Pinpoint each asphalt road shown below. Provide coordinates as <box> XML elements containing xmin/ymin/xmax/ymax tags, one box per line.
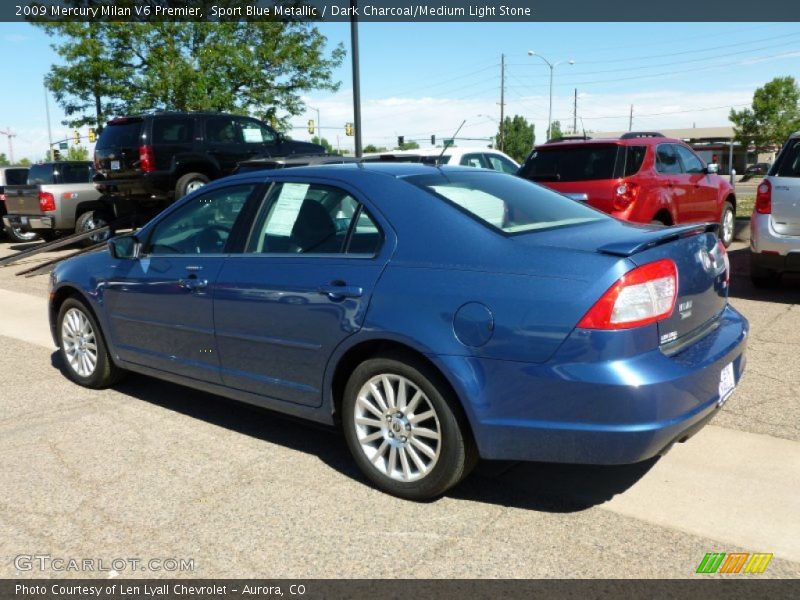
<box><xmin>1</xmin><ymin>237</ymin><xmax>799</xmax><ymax>579</ymax></box>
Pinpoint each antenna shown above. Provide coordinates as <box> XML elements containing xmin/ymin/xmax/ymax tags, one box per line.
<box><xmin>437</xmin><ymin>120</ymin><xmax>466</xmax><ymax>165</ymax></box>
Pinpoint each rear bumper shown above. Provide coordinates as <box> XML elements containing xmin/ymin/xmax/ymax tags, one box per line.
<box><xmin>439</xmin><ymin>305</ymin><xmax>748</xmax><ymax>464</ymax></box>
<box><xmin>94</xmin><ymin>171</ymin><xmax>172</xmax><ymax>202</ymax></box>
<box><xmin>750</xmin><ymin>213</ymin><xmax>800</xmax><ymax>273</ymax></box>
<box><xmin>2</xmin><ymin>214</ymin><xmax>54</xmax><ymax>231</ymax></box>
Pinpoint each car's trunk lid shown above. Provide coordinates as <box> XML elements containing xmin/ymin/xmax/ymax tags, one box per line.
<box><xmin>94</xmin><ymin>118</ymin><xmax>145</xmax><ymax>180</ymax></box>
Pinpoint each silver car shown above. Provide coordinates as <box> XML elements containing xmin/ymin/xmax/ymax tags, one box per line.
<box><xmin>750</xmin><ymin>130</ymin><xmax>800</xmax><ymax>286</ymax></box>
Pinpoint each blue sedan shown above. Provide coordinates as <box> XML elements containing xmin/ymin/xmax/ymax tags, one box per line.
<box><xmin>49</xmin><ymin>163</ymin><xmax>747</xmax><ymax>499</ymax></box>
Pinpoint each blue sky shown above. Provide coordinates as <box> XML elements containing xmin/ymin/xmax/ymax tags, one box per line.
<box><xmin>2</xmin><ymin>21</ymin><xmax>799</xmax><ymax>160</ymax></box>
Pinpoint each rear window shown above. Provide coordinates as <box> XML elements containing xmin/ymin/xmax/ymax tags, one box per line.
<box><xmin>97</xmin><ymin>120</ymin><xmax>143</xmax><ymax>149</ymax></box>
<box><xmin>775</xmin><ymin>140</ymin><xmax>800</xmax><ymax>177</ymax></box>
<box><xmin>28</xmin><ymin>164</ymin><xmax>54</xmax><ymax>185</ymax></box>
<box><xmin>407</xmin><ymin>171</ymin><xmax>606</xmax><ymax>234</ymax></box>
<box><xmin>3</xmin><ymin>168</ymin><xmax>28</xmax><ymax>185</ymax></box>
<box><xmin>520</xmin><ymin>144</ymin><xmax>619</xmax><ymax>182</ymax></box>
<box><xmin>57</xmin><ymin>163</ymin><xmax>94</xmax><ymax>184</ymax></box>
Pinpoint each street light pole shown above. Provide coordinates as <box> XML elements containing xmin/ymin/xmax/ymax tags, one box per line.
<box><xmin>527</xmin><ymin>51</ymin><xmax>574</xmax><ymax>146</ymax></box>
<box><xmin>350</xmin><ymin>0</ymin><xmax>363</xmax><ymax>157</ymax></box>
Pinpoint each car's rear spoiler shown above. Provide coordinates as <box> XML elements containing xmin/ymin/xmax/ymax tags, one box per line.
<box><xmin>597</xmin><ymin>223</ymin><xmax>719</xmax><ymax>257</ymax></box>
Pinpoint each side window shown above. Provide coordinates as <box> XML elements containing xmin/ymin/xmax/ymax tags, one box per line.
<box><xmin>247</xmin><ymin>183</ymin><xmax>382</xmax><ymax>256</ymax></box>
<box><xmin>675</xmin><ymin>145</ymin><xmax>704</xmax><ymax>174</ymax></box>
<box><xmin>623</xmin><ymin>146</ymin><xmax>647</xmax><ymax>177</ymax></box>
<box><xmin>656</xmin><ymin>144</ymin><xmax>681</xmax><ymax>175</ymax></box>
<box><xmin>460</xmin><ymin>153</ymin><xmax>487</xmax><ymax>169</ymax></box>
<box><xmin>485</xmin><ymin>154</ymin><xmax>518</xmax><ymax>174</ymax></box>
<box><xmin>205</xmin><ymin>117</ymin><xmax>239</xmax><ymax>144</ymax></box>
<box><xmin>152</xmin><ymin>117</ymin><xmax>193</xmax><ymax>144</ymax></box>
<box><xmin>239</xmin><ymin>119</ymin><xmax>277</xmax><ymax>145</ymax></box>
<box><xmin>146</xmin><ymin>184</ymin><xmax>254</xmax><ymax>255</ymax></box>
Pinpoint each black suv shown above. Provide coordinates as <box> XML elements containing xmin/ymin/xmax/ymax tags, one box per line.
<box><xmin>93</xmin><ymin>111</ymin><xmax>326</xmax><ymax>211</ymax></box>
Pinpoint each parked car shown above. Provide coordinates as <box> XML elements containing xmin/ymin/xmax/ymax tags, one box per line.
<box><xmin>744</xmin><ymin>162</ymin><xmax>771</xmax><ymax>176</ymax></box>
<box><xmin>0</xmin><ymin>165</ymin><xmax>32</xmax><ymax>242</ymax></box>
<box><xmin>1</xmin><ymin>161</ymin><xmax>106</xmax><ymax>246</ymax></box>
<box><xmin>235</xmin><ymin>154</ymin><xmax>359</xmax><ymax>174</ymax></box>
<box><xmin>92</xmin><ymin>111</ymin><xmax>326</xmax><ymax>220</ymax></box>
<box><xmin>49</xmin><ymin>163</ymin><xmax>747</xmax><ymax>500</ymax></box>
<box><xmin>517</xmin><ymin>132</ymin><xmax>738</xmax><ymax>246</ymax></box>
<box><xmin>362</xmin><ymin>147</ymin><xmax>520</xmax><ymax>173</ymax></box>
<box><xmin>750</xmin><ymin>131</ymin><xmax>800</xmax><ymax>286</ymax></box>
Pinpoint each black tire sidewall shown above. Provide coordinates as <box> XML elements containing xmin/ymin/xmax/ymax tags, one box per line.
<box><xmin>342</xmin><ymin>355</ymin><xmax>473</xmax><ymax>500</ymax></box>
<box><xmin>76</xmin><ymin>211</ymin><xmax>112</xmax><ymax>246</ymax></box>
<box><xmin>57</xmin><ymin>298</ymin><xmax>116</xmax><ymax>389</ymax></box>
<box><xmin>4</xmin><ymin>226</ymin><xmax>40</xmax><ymax>243</ymax></box>
<box><xmin>176</xmin><ymin>173</ymin><xmax>210</xmax><ymax>199</ymax></box>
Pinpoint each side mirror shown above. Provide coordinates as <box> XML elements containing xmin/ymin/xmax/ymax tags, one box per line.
<box><xmin>705</xmin><ymin>163</ymin><xmax>719</xmax><ymax>175</ymax></box>
<box><xmin>108</xmin><ymin>235</ymin><xmax>139</xmax><ymax>260</ymax></box>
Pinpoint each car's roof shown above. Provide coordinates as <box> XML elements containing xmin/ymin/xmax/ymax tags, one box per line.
<box><xmin>365</xmin><ymin>146</ymin><xmax>509</xmax><ymax>158</ymax></box>
<box><xmin>538</xmin><ymin>135</ymin><xmax>682</xmax><ymax>149</ymax></box>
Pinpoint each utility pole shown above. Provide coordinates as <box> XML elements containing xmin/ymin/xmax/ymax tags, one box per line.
<box><xmin>499</xmin><ymin>53</ymin><xmax>505</xmax><ymax>151</ymax></box>
<box><xmin>628</xmin><ymin>105</ymin><xmax>634</xmax><ymax>132</ymax></box>
<box><xmin>44</xmin><ymin>83</ymin><xmax>53</xmax><ymax>160</ymax></box>
<box><xmin>0</xmin><ymin>128</ymin><xmax>16</xmax><ymax>163</ymax></box>
<box><xmin>350</xmin><ymin>0</ymin><xmax>363</xmax><ymax>157</ymax></box>
<box><xmin>573</xmin><ymin>88</ymin><xmax>577</xmax><ymax>134</ymax></box>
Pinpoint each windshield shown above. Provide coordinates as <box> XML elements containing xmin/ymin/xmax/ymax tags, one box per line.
<box><xmin>406</xmin><ymin>171</ymin><xmax>607</xmax><ymax>234</ymax></box>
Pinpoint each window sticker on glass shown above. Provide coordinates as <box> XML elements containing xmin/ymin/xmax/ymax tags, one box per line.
<box><xmin>430</xmin><ymin>185</ymin><xmax>505</xmax><ymax>227</ymax></box>
<box><xmin>265</xmin><ymin>183</ymin><xmax>310</xmax><ymax>236</ymax></box>
<box><xmin>242</xmin><ymin>127</ymin><xmax>264</xmax><ymax>143</ymax></box>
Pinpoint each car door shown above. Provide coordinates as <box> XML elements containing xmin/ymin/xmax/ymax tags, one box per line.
<box><xmin>204</xmin><ymin>115</ymin><xmax>251</xmax><ymax>175</ymax></box>
<box><xmin>102</xmin><ymin>183</ymin><xmax>257</xmax><ymax>382</ymax></box>
<box><xmin>213</xmin><ymin>179</ymin><xmax>392</xmax><ymax>407</ymax></box>
<box><xmin>237</xmin><ymin>117</ymin><xmax>280</xmax><ymax>158</ymax></box>
<box><xmin>654</xmin><ymin>143</ymin><xmax>684</xmax><ymax>220</ymax></box>
<box><xmin>675</xmin><ymin>144</ymin><xmax>717</xmax><ymax>221</ymax></box>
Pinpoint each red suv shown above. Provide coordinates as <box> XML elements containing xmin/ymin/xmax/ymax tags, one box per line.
<box><xmin>518</xmin><ymin>132</ymin><xmax>737</xmax><ymax>246</ymax></box>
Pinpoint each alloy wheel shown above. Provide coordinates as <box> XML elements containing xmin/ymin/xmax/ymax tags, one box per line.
<box><xmin>61</xmin><ymin>307</ymin><xmax>98</xmax><ymax>377</ymax></box>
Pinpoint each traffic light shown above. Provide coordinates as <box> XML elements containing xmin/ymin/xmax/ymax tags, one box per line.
<box><xmin>431</xmin><ymin>135</ymin><xmax>436</xmax><ymax>146</ymax></box>
<box><xmin>52</xmin><ymin>149</ymin><xmax>61</xmax><ymax>161</ymax></box>
<box><xmin>72</xmin><ymin>130</ymin><xmax>80</xmax><ymax>145</ymax></box>
<box><xmin>88</xmin><ymin>128</ymin><xmax>96</xmax><ymax>143</ymax></box>
<box><xmin>345</xmin><ymin>122</ymin><xmax>354</xmax><ymax>136</ymax></box>
<box><xmin>398</xmin><ymin>136</ymin><xmax>404</xmax><ymax>147</ymax></box>
<box><xmin>307</xmin><ymin>119</ymin><xmax>315</xmax><ymax>135</ymax></box>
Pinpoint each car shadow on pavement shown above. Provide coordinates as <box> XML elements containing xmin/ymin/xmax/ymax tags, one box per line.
<box><xmin>727</xmin><ymin>247</ymin><xmax>800</xmax><ymax>303</ymax></box>
<box><xmin>51</xmin><ymin>352</ymin><xmax>658</xmax><ymax>512</ymax></box>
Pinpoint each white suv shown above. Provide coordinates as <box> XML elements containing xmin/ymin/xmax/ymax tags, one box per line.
<box><xmin>362</xmin><ymin>147</ymin><xmax>519</xmax><ymax>173</ymax></box>
<box><xmin>750</xmin><ymin>130</ymin><xmax>800</xmax><ymax>286</ymax></box>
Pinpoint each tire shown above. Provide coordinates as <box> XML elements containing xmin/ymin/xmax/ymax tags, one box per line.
<box><xmin>75</xmin><ymin>210</ymin><xmax>113</xmax><ymax>247</ymax></box>
<box><xmin>57</xmin><ymin>297</ymin><xmax>124</xmax><ymax>389</ymax></box>
<box><xmin>719</xmin><ymin>201</ymin><xmax>735</xmax><ymax>247</ymax></box>
<box><xmin>342</xmin><ymin>353</ymin><xmax>477</xmax><ymax>500</ymax></box>
<box><xmin>175</xmin><ymin>172</ymin><xmax>210</xmax><ymax>199</ymax></box>
<box><xmin>750</xmin><ymin>265</ymin><xmax>781</xmax><ymax>288</ymax></box>
<box><xmin>4</xmin><ymin>225</ymin><xmax>39</xmax><ymax>243</ymax></box>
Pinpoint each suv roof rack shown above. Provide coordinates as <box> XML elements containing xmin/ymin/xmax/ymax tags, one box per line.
<box><xmin>620</xmin><ymin>131</ymin><xmax>665</xmax><ymax>139</ymax></box>
<box><xmin>546</xmin><ymin>135</ymin><xmax>593</xmax><ymax>143</ymax></box>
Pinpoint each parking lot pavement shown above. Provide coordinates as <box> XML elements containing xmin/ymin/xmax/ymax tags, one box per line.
<box><xmin>1</xmin><ymin>239</ymin><xmax>799</xmax><ymax>578</ymax></box>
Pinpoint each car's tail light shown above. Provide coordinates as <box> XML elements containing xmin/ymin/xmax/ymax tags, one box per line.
<box><xmin>716</xmin><ymin>239</ymin><xmax>730</xmax><ymax>286</ymax></box>
<box><xmin>577</xmin><ymin>259</ymin><xmax>678</xmax><ymax>329</ymax></box>
<box><xmin>613</xmin><ymin>181</ymin><xmax>640</xmax><ymax>211</ymax></box>
<box><xmin>0</xmin><ymin>193</ymin><xmax>6</xmax><ymax>202</ymax></box>
<box><xmin>755</xmin><ymin>180</ymin><xmax>772</xmax><ymax>214</ymax></box>
<box><xmin>39</xmin><ymin>191</ymin><xmax>56</xmax><ymax>212</ymax></box>
<box><xmin>139</xmin><ymin>145</ymin><xmax>155</xmax><ymax>172</ymax></box>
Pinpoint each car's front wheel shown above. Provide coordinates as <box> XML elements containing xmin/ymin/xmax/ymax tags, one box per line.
<box><xmin>719</xmin><ymin>201</ymin><xmax>735</xmax><ymax>247</ymax></box>
<box><xmin>342</xmin><ymin>354</ymin><xmax>476</xmax><ymax>500</ymax></box>
<box><xmin>57</xmin><ymin>298</ymin><xmax>124</xmax><ymax>388</ymax></box>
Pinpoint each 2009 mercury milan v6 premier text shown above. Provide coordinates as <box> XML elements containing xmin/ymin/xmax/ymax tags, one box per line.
<box><xmin>48</xmin><ymin>163</ymin><xmax>748</xmax><ymax>499</ymax></box>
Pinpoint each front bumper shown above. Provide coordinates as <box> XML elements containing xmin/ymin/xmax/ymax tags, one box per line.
<box><xmin>3</xmin><ymin>214</ymin><xmax>54</xmax><ymax>231</ymax></box>
<box><xmin>439</xmin><ymin>305</ymin><xmax>748</xmax><ymax>464</ymax></box>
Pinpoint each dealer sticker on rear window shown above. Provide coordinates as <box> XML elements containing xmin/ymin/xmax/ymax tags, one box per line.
<box><xmin>718</xmin><ymin>362</ymin><xmax>736</xmax><ymax>407</ymax></box>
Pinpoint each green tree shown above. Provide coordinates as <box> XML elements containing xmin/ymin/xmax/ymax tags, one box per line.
<box><xmin>310</xmin><ymin>136</ymin><xmax>342</xmax><ymax>156</ymax></box>
<box><xmin>35</xmin><ymin>3</ymin><xmax>345</xmax><ymax>130</ymax></box>
<box><xmin>66</xmin><ymin>145</ymin><xmax>90</xmax><ymax>161</ymax></box>
<box><xmin>0</xmin><ymin>153</ymin><xmax>9</xmax><ymax>166</ymax></box>
<box><xmin>730</xmin><ymin>76</ymin><xmax>800</xmax><ymax>149</ymax></box>
<box><xmin>363</xmin><ymin>144</ymin><xmax>388</xmax><ymax>154</ymax></box>
<box><xmin>497</xmin><ymin>115</ymin><xmax>535</xmax><ymax>163</ymax></box>
<box><xmin>397</xmin><ymin>140</ymin><xmax>420</xmax><ymax>151</ymax></box>
<box><xmin>549</xmin><ymin>120</ymin><xmax>564</xmax><ymax>140</ymax></box>
<box><xmin>18</xmin><ymin>158</ymin><xmax>32</xmax><ymax>167</ymax></box>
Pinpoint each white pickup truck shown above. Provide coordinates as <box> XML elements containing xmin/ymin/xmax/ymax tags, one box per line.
<box><xmin>1</xmin><ymin>161</ymin><xmax>109</xmax><ymax>245</ymax></box>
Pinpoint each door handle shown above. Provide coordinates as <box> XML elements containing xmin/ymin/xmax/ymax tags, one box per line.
<box><xmin>179</xmin><ymin>277</ymin><xmax>208</xmax><ymax>291</ymax></box>
<box><xmin>317</xmin><ymin>281</ymin><xmax>363</xmax><ymax>300</ymax></box>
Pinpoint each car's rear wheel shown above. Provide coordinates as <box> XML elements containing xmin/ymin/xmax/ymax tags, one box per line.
<box><xmin>175</xmin><ymin>172</ymin><xmax>209</xmax><ymax>199</ymax></box>
<box><xmin>57</xmin><ymin>298</ymin><xmax>123</xmax><ymax>388</ymax></box>
<box><xmin>4</xmin><ymin>225</ymin><xmax>39</xmax><ymax>243</ymax></box>
<box><xmin>342</xmin><ymin>354</ymin><xmax>476</xmax><ymax>500</ymax></box>
<box><xmin>719</xmin><ymin>201</ymin><xmax>735</xmax><ymax>247</ymax></box>
<box><xmin>75</xmin><ymin>210</ymin><xmax>113</xmax><ymax>247</ymax></box>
